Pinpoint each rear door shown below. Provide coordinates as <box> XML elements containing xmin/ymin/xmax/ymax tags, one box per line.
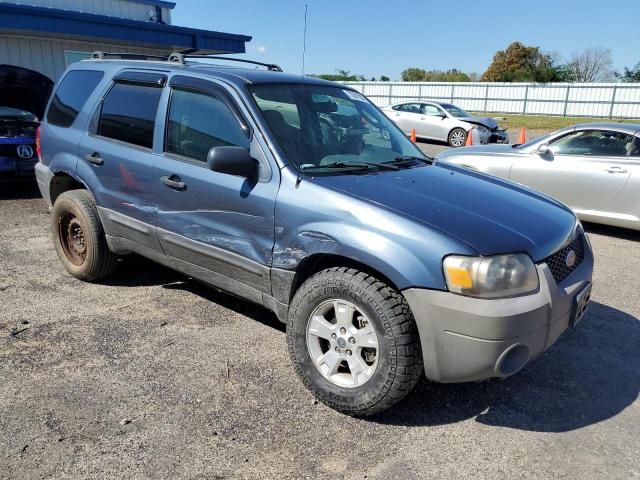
<box><xmin>511</xmin><ymin>129</ymin><xmax>632</xmax><ymax>210</ymax></box>
<box><xmin>77</xmin><ymin>71</ymin><xmax>165</xmax><ymax>251</ymax></box>
<box><xmin>150</xmin><ymin>75</ymin><xmax>277</xmax><ymax>298</ymax></box>
<box><xmin>387</xmin><ymin>103</ymin><xmax>421</xmax><ymax>134</ymax></box>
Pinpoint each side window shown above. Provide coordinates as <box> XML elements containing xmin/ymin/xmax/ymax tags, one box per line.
<box><xmin>422</xmin><ymin>104</ymin><xmax>442</xmax><ymax>116</ymax></box>
<box><xmin>550</xmin><ymin>130</ymin><xmax>636</xmax><ymax>157</ymax></box>
<box><xmin>399</xmin><ymin>103</ymin><xmax>421</xmax><ymax>113</ymax></box>
<box><xmin>98</xmin><ymin>82</ymin><xmax>162</xmax><ymax>149</ymax></box>
<box><xmin>165</xmin><ymin>89</ymin><xmax>250</xmax><ymax>163</ymax></box>
<box><xmin>47</xmin><ymin>70</ymin><xmax>104</xmax><ymax>127</ymax></box>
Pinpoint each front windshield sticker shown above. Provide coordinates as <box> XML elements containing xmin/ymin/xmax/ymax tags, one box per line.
<box><xmin>343</xmin><ymin>90</ymin><xmax>368</xmax><ymax>103</ymax></box>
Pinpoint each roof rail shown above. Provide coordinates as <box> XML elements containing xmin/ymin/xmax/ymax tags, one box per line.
<box><xmin>90</xmin><ymin>51</ymin><xmax>283</xmax><ymax>72</ymax></box>
<box><xmin>91</xmin><ymin>51</ymin><xmax>169</xmax><ymax>61</ymax></box>
<box><xmin>180</xmin><ymin>54</ymin><xmax>283</xmax><ymax>72</ymax></box>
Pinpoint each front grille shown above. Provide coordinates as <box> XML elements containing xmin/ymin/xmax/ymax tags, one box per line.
<box><xmin>543</xmin><ymin>234</ymin><xmax>585</xmax><ymax>284</ymax></box>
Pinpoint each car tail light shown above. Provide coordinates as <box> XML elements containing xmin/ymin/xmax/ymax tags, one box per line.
<box><xmin>35</xmin><ymin>126</ymin><xmax>42</xmax><ymax>161</ymax></box>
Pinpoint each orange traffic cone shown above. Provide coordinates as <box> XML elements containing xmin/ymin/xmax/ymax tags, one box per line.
<box><xmin>518</xmin><ymin>127</ymin><xmax>526</xmax><ymax>144</ymax></box>
<box><xmin>465</xmin><ymin>128</ymin><xmax>473</xmax><ymax>146</ymax></box>
<box><xmin>410</xmin><ymin>128</ymin><xmax>417</xmax><ymax>143</ymax></box>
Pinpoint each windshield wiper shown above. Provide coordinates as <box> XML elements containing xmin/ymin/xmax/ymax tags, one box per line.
<box><xmin>300</xmin><ymin>161</ymin><xmax>398</xmax><ymax>172</ymax></box>
<box><xmin>384</xmin><ymin>155</ymin><xmax>434</xmax><ymax>166</ymax></box>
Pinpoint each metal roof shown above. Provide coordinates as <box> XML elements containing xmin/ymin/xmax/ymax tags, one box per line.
<box><xmin>0</xmin><ymin>3</ymin><xmax>251</xmax><ymax>53</ymax></box>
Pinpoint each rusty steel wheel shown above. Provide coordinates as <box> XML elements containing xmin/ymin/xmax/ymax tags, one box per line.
<box><xmin>51</xmin><ymin>189</ymin><xmax>117</xmax><ymax>281</ymax></box>
<box><xmin>58</xmin><ymin>211</ymin><xmax>87</xmax><ymax>266</ymax></box>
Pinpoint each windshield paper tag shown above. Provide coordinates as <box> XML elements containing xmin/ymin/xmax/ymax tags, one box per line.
<box><xmin>343</xmin><ymin>90</ymin><xmax>368</xmax><ymax>102</ymax></box>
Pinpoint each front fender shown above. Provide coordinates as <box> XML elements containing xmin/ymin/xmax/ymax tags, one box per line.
<box><xmin>272</xmin><ymin>169</ymin><xmax>477</xmax><ymax>301</ymax></box>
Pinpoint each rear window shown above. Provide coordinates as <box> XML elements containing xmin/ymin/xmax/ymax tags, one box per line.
<box><xmin>98</xmin><ymin>82</ymin><xmax>162</xmax><ymax>149</ymax></box>
<box><xmin>47</xmin><ymin>70</ymin><xmax>104</xmax><ymax>128</ymax></box>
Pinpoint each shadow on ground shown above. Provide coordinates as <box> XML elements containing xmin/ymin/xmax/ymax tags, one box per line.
<box><xmin>583</xmin><ymin>221</ymin><xmax>640</xmax><ymax>241</ymax></box>
<box><xmin>373</xmin><ymin>301</ymin><xmax>639</xmax><ymax>432</ymax></box>
<box><xmin>0</xmin><ymin>178</ymin><xmax>40</xmax><ymax>200</ymax></box>
<box><xmin>98</xmin><ymin>241</ymin><xmax>637</xmax><ymax>433</ymax></box>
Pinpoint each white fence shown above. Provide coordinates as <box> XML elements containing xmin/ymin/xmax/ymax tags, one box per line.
<box><xmin>342</xmin><ymin>82</ymin><xmax>640</xmax><ymax>119</ymax></box>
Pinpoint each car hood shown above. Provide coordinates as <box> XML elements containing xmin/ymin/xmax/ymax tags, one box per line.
<box><xmin>437</xmin><ymin>143</ymin><xmax>518</xmax><ymax>159</ymax></box>
<box><xmin>309</xmin><ymin>163</ymin><xmax>577</xmax><ymax>262</ymax></box>
<box><xmin>0</xmin><ymin>65</ymin><xmax>53</xmax><ymax>119</ymax></box>
<box><xmin>459</xmin><ymin>116</ymin><xmax>500</xmax><ymax>130</ymax></box>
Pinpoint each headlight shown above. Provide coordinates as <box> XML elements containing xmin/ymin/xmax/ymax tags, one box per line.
<box><xmin>443</xmin><ymin>253</ymin><xmax>539</xmax><ymax>299</ymax></box>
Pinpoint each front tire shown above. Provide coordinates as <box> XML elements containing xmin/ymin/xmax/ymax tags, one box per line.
<box><xmin>448</xmin><ymin>127</ymin><xmax>467</xmax><ymax>147</ymax></box>
<box><xmin>287</xmin><ymin>267</ymin><xmax>423</xmax><ymax>416</ymax></box>
<box><xmin>51</xmin><ymin>189</ymin><xmax>117</xmax><ymax>281</ymax></box>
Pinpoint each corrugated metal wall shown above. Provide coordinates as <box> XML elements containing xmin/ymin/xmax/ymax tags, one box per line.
<box><xmin>0</xmin><ymin>34</ymin><xmax>171</xmax><ymax>81</ymax></box>
<box><xmin>4</xmin><ymin>0</ymin><xmax>172</xmax><ymax>23</ymax></box>
<box><xmin>343</xmin><ymin>82</ymin><xmax>640</xmax><ymax>119</ymax></box>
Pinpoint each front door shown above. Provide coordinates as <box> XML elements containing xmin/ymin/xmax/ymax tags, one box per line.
<box><xmin>511</xmin><ymin>129</ymin><xmax>632</xmax><ymax>210</ymax></box>
<box><xmin>151</xmin><ymin>76</ymin><xmax>277</xmax><ymax>297</ymax></box>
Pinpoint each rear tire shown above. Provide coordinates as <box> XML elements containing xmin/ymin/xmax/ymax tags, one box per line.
<box><xmin>448</xmin><ymin>127</ymin><xmax>467</xmax><ymax>147</ymax></box>
<box><xmin>51</xmin><ymin>189</ymin><xmax>117</xmax><ymax>281</ymax></box>
<box><xmin>287</xmin><ymin>267</ymin><xmax>423</xmax><ymax>416</ymax></box>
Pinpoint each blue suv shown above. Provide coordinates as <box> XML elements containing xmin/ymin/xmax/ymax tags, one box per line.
<box><xmin>35</xmin><ymin>53</ymin><xmax>594</xmax><ymax>415</ymax></box>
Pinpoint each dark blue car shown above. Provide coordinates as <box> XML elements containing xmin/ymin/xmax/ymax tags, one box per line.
<box><xmin>0</xmin><ymin>107</ymin><xmax>38</xmax><ymax>179</ymax></box>
<box><xmin>35</xmin><ymin>55</ymin><xmax>594</xmax><ymax>415</ymax></box>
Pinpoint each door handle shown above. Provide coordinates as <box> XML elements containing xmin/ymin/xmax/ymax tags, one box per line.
<box><xmin>605</xmin><ymin>166</ymin><xmax>628</xmax><ymax>174</ymax></box>
<box><xmin>84</xmin><ymin>152</ymin><xmax>103</xmax><ymax>166</ymax></box>
<box><xmin>161</xmin><ymin>175</ymin><xmax>186</xmax><ymax>191</ymax></box>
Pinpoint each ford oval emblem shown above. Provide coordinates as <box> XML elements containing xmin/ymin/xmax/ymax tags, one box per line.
<box><xmin>17</xmin><ymin>144</ymin><xmax>34</xmax><ymax>159</ymax></box>
<box><xmin>565</xmin><ymin>250</ymin><xmax>577</xmax><ymax>268</ymax></box>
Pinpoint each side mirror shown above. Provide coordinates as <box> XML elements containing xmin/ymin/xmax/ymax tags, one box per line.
<box><xmin>439</xmin><ymin>114</ymin><xmax>447</xmax><ymax>120</ymax></box>
<box><xmin>537</xmin><ymin>143</ymin><xmax>552</xmax><ymax>155</ymax></box>
<box><xmin>207</xmin><ymin>146</ymin><xmax>257</xmax><ymax>178</ymax></box>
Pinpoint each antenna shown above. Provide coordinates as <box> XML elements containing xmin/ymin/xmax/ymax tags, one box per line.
<box><xmin>301</xmin><ymin>3</ymin><xmax>308</xmax><ymax>79</ymax></box>
<box><xmin>295</xmin><ymin>4</ymin><xmax>309</xmax><ymax>188</ymax></box>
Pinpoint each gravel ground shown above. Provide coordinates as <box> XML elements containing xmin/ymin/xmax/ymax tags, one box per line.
<box><xmin>1</xmin><ymin>178</ymin><xmax>639</xmax><ymax>480</ymax></box>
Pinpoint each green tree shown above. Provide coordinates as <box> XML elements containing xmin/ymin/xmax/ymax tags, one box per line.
<box><xmin>379</xmin><ymin>75</ymin><xmax>390</xmax><ymax>82</ymax></box>
<box><xmin>310</xmin><ymin>69</ymin><xmax>362</xmax><ymax>81</ymax></box>
<box><xmin>401</xmin><ymin>68</ymin><xmax>474</xmax><ymax>82</ymax></box>
<box><xmin>615</xmin><ymin>62</ymin><xmax>640</xmax><ymax>82</ymax></box>
<box><xmin>481</xmin><ymin>42</ymin><xmax>567</xmax><ymax>82</ymax></box>
<box><xmin>401</xmin><ymin>68</ymin><xmax>428</xmax><ymax>81</ymax></box>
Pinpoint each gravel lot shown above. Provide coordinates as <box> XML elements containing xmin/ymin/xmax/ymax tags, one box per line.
<box><xmin>1</xmin><ymin>164</ymin><xmax>639</xmax><ymax>479</ymax></box>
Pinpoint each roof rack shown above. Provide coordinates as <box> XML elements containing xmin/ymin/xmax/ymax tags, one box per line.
<box><xmin>90</xmin><ymin>51</ymin><xmax>283</xmax><ymax>72</ymax></box>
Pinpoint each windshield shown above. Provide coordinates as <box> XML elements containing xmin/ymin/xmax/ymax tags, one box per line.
<box><xmin>249</xmin><ymin>84</ymin><xmax>427</xmax><ymax>173</ymax></box>
<box><xmin>440</xmin><ymin>104</ymin><xmax>471</xmax><ymax>118</ymax></box>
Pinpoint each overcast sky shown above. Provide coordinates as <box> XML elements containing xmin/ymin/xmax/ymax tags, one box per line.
<box><xmin>172</xmin><ymin>0</ymin><xmax>640</xmax><ymax>80</ymax></box>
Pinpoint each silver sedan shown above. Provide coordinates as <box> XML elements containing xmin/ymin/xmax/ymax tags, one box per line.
<box><xmin>438</xmin><ymin>123</ymin><xmax>640</xmax><ymax>231</ymax></box>
<box><xmin>382</xmin><ymin>101</ymin><xmax>508</xmax><ymax>147</ymax></box>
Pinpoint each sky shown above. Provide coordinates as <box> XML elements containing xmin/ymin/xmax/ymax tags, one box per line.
<box><xmin>172</xmin><ymin>0</ymin><xmax>640</xmax><ymax>81</ymax></box>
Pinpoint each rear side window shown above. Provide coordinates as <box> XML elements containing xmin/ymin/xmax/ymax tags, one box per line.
<box><xmin>165</xmin><ymin>88</ymin><xmax>249</xmax><ymax>162</ymax></box>
<box><xmin>98</xmin><ymin>82</ymin><xmax>162</xmax><ymax>149</ymax></box>
<box><xmin>47</xmin><ymin>70</ymin><xmax>104</xmax><ymax>127</ymax></box>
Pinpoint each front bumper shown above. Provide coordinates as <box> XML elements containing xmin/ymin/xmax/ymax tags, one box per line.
<box><xmin>403</xmin><ymin>241</ymin><xmax>594</xmax><ymax>383</ymax></box>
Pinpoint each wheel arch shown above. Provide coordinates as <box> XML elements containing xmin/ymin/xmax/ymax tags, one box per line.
<box><xmin>287</xmin><ymin>253</ymin><xmax>405</xmax><ymax>304</ymax></box>
<box><xmin>49</xmin><ymin>170</ymin><xmax>89</xmax><ymax>205</ymax></box>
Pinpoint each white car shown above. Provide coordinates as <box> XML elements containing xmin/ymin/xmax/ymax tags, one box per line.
<box><xmin>382</xmin><ymin>101</ymin><xmax>508</xmax><ymax>147</ymax></box>
<box><xmin>438</xmin><ymin>123</ymin><xmax>640</xmax><ymax>231</ymax></box>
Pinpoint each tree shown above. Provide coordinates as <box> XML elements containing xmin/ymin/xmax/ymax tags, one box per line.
<box><xmin>379</xmin><ymin>75</ymin><xmax>390</xmax><ymax>82</ymax></box>
<box><xmin>615</xmin><ymin>62</ymin><xmax>640</xmax><ymax>82</ymax></box>
<box><xmin>400</xmin><ymin>68</ymin><xmax>474</xmax><ymax>82</ymax></box>
<box><xmin>567</xmin><ymin>47</ymin><xmax>613</xmax><ymax>82</ymax></box>
<box><xmin>401</xmin><ymin>68</ymin><xmax>428</xmax><ymax>81</ymax></box>
<box><xmin>481</xmin><ymin>42</ymin><xmax>567</xmax><ymax>82</ymax></box>
<box><xmin>310</xmin><ymin>69</ymin><xmax>362</xmax><ymax>81</ymax></box>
